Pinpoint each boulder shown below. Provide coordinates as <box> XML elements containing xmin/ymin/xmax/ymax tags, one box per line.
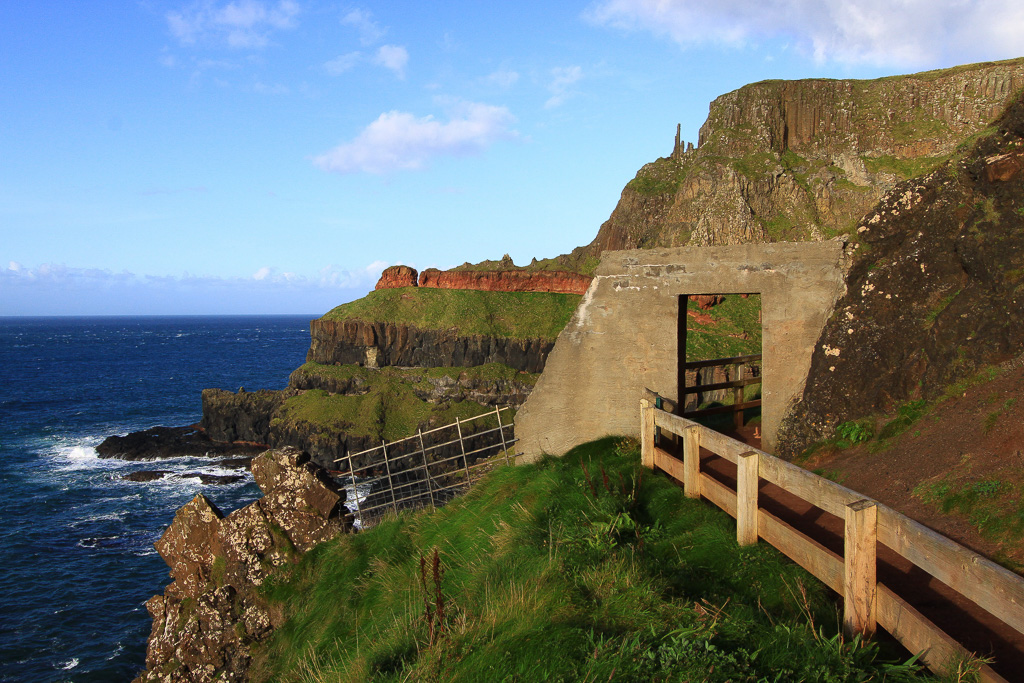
<box><xmin>135</xmin><ymin>447</ymin><xmax>350</xmax><ymax>682</ymax></box>
<box><xmin>374</xmin><ymin>264</ymin><xmax>419</xmax><ymax>289</ymax></box>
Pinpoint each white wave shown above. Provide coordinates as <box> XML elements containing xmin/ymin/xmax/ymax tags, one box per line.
<box><xmin>68</xmin><ymin>512</ymin><xmax>125</xmax><ymax>526</ymax></box>
<box><xmin>57</xmin><ymin>658</ymin><xmax>79</xmax><ymax>670</ymax></box>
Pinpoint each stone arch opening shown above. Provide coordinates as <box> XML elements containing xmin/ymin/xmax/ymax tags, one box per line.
<box><xmin>677</xmin><ymin>293</ymin><xmax>763</xmax><ymax>442</ymax></box>
<box><xmin>515</xmin><ymin>242</ymin><xmax>846</xmax><ymax>459</ymax></box>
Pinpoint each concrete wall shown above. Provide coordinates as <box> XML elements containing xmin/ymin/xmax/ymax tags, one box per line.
<box><xmin>515</xmin><ymin>241</ymin><xmax>847</xmax><ymax>459</ymax></box>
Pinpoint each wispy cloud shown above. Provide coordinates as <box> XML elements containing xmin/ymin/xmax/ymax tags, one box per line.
<box><xmin>374</xmin><ymin>45</ymin><xmax>408</xmax><ymax>78</ymax></box>
<box><xmin>324</xmin><ymin>51</ymin><xmax>361</xmax><ymax>74</ymax></box>
<box><xmin>312</xmin><ymin>101</ymin><xmax>518</xmax><ymax>175</ymax></box>
<box><xmin>341</xmin><ymin>8</ymin><xmax>385</xmax><ymax>46</ymax></box>
<box><xmin>584</xmin><ymin>0</ymin><xmax>1024</xmax><ymax>67</ymax></box>
<box><xmin>1</xmin><ymin>260</ymin><xmax>386</xmax><ymax>315</ymax></box>
<box><xmin>168</xmin><ymin>0</ymin><xmax>300</xmax><ymax>49</ymax></box>
<box><xmin>545</xmin><ymin>65</ymin><xmax>583</xmax><ymax>108</ymax></box>
<box><xmin>485</xmin><ymin>68</ymin><xmax>520</xmax><ymax>88</ymax></box>
<box><xmin>323</xmin><ymin>45</ymin><xmax>408</xmax><ymax>78</ymax></box>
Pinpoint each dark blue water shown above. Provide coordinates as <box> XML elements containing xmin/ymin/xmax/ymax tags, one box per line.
<box><xmin>0</xmin><ymin>316</ymin><xmax>316</xmax><ymax>682</ymax></box>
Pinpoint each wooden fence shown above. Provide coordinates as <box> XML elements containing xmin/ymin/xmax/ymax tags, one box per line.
<box><xmin>640</xmin><ymin>394</ymin><xmax>1023</xmax><ymax>681</ymax></box>
<box><xmin>334</xmin><ymin>406</ymin><xmax>516</xmax><ymax>528</ymax></box>
<box><xmin>681</xmin><ymin>353</ymin><xmax>762</xmax><ymax>428</ymax></box>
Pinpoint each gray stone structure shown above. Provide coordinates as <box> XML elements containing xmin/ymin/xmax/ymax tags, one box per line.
<box><xmin>515</xmin><ymin>241</ymin><xmax>848</xmax><ymax>458</ymax></box>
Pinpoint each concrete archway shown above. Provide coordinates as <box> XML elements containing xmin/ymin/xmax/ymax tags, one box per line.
<box><xmin>515</xmin><ymin>241</ymin><xmax>847</xmax><ymax>458</ymax></box>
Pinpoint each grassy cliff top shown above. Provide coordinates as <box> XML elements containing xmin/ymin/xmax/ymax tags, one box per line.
<box><xmin>250</xmin><ymin>437</ymin><xmax>926</xmax><ymax>681</ymax></box>
<box><xmin>320</xmin><ymin>288</ymin><xmax>582</xmax><ymax>340</ymax></box>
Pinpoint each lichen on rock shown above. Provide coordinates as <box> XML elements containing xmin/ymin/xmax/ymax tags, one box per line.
<box><xmin>134</xmin><ymin>447</ymin><xmax>350</xmax><ymax>682</ymax></box>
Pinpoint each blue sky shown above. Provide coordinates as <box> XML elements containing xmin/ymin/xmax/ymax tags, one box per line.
<box><xmin>3</xmin><ymin>1</ymin><xmax>1023</xmax><ymax>315</ymax></box>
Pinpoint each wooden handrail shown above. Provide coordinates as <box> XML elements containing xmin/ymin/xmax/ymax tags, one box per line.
<box><xmin>640</xmin><ymin>397</ymin><xmax>1014</xmax><ymax>682</ymax></box>
<box><xmin>683</xmin><ymin>353</ymin><xmax>762</xmax><ymax>369</ymax></box>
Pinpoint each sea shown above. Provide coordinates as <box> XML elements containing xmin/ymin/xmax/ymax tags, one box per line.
<box><xmin>0</xmin><ymin>315</ymin><xmax>317</xmax><ymax>682</ymax></box>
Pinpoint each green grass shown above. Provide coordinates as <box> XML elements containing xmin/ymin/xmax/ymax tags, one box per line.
<box><xmin>685</xmin><ymin>294</ymin><xmax>763</xmax><ymax>361</ymax></box>
<box><xmin>320</xmin><ymin>288</ymin><xmax>582</xmax><ymax>340</ymax></box>
<box><xmin>861</xmin><ymin>154</ymin><xmax>950</xmax><ymax>180</ymax></box>
<box><xmin>290</xmin><ymin>362</ymin><xmax>537</xmax><ymax>390</ymax></box>
<box><xmin>249</xmin><ymin>438</ymin><xmax>929</xmax><ymax>682</ymax></box>
<box><xmin>626</xmin><ymin>156</ymin><xmax>687</xmax><ymax>196</ymax></box>
<box><xmin>272</xmin><ymin>374</ymin><xmax>502</xmax><ymax>442</ymax></box>
<box><xmin>915</xmin><ymin>475</ymin><xmax>1024</xmax><ymax>546</ymax></box>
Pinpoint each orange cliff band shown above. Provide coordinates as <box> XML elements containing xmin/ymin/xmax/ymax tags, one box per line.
<box><xmin>374</xmin><ymin>265</ymin><xmax>591</xmax><ymax>295</ymax></box>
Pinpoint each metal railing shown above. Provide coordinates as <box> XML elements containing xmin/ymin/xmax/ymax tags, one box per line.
<box><xmin>333</xmin><ymin>406</ymin><xmax>516</xmax><ymax>528</ymax></box>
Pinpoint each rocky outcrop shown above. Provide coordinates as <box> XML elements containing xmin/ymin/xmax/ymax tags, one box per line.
<box><xmin>134</xmin><ymin>447</ymin><xmax>350</xmax><ymax>682</ymax></box>
<box><xmin>777</xmin><ymin>90</ymin><xmax>1024</xmax><ymax>456</ymax></box>
<box><xmin>373</xmin><ymin>264</ymin><xmax>591</xmax><ymax>294</ymax></box>
<box><xmin>96</xmin><ymin>425</ymin><xmax>265</xmax><ymax>461</ymax></box>
<box><xmin>200</xmin><ymin>389</ymin><xmax>290</xmax><ymax>445</ymax></box>
<box><xmin>375</xmin><ymin>265</ymin><xmax>418</xmax><ymax>289</ymax></box>
<box><xmin>306</xmin><ymin>319</ymin><xmax>553</xmax><ymax>373</ymax></box>
<box><xmin>584</xmin><ymin>58</ymin><xmax>1024</xmax><ymax>258</ymax></box>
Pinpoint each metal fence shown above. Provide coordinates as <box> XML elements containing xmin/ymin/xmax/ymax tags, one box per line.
<box><xmin>333</xmin><ymin>406</ymin><xmax>516</xmax><ymax>529</ymax></box>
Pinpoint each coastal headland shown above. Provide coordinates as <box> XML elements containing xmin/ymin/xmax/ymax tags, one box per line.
<box><xmin>114</xmin><ymin>58</ymin><xmax>1024</xmax><ymax>681</ymax></box>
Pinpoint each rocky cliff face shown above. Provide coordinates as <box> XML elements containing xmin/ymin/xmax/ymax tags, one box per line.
<box><xmin>777</xmin><ymin>90</ymin><xmax>1024</xmax><ymax>456</ymax></box>
<box><xmin>134</xmin><ymin>448</ymin><xmax>350</xmax><ymax>682</ymax></box>
<box><xmin>201</xmin><ymin>365</ymin><xmax>536</xmax><ymax>469</ymax></box>
<box><xmin>374</xmin><ymin>264</ymin><xmax>592</xmax><ymax>295</ymax></box>
<box><xmin>417</xmin><ymin>267</ymin><xmax>591</xmax><ymax>294</ymax></box>
<box><xmin>586</xmin><ymin>58</ymin><xmax>1024</xmax><ymax>257</ymax></box>
<box><xmin>306</xmin><ymin>319</ymin><xmax>553</xmax><ymax>373</ymax></box>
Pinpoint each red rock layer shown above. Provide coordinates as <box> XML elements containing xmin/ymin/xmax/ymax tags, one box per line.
<box><xmin>373</xmin><ymin>265</ymin><xmax>592</xmax><ymax>295</ymax></box>
<box><xmin>418</xmin><ymin>268</ymin><xmax>592</xmax><ymax>295</ymax></box>
<box><xmin>374</xmin><ymin>265</ymin><xmax>419</xmax><ymax>290</ymax></box>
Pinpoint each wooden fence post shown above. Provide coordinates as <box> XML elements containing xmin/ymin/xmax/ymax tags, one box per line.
<box><xmin>683</xmin><ymin>425</ymin><xmax>701</xmax><ymax>499</ymax></box>
<box><xmin>844</xmin><ymin>499</ymin><xmax>878</xmax><ymax>639</ymax></box>
<box><xmin>733</xmin><ymin>364</ymin><xmax>745</xmax><ymax>429</ymax></box>
<box><xmin>640</xmin><ymin>399</ymin><xmax>655</xmax><ymax>469</ymax></box>
<box><xmin>737</xmin><ymin>450</ymin><xmax>759</xmax><ymax>546</ymax></box>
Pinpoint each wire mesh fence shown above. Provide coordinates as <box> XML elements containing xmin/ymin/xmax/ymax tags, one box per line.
<box><xmin>332</xmin><ymin>405</ymin><xmax>516</xmax><ymax>529</ymax></box>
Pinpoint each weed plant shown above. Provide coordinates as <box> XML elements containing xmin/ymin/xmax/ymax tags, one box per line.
<box><xmin>250</xmin><ymin>437</ymin><xmax>931</xmax><ymax>682</ymax></box>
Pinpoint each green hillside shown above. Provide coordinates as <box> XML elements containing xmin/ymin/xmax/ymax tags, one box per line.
<box><xmin>320</xmin><ymin>288</ymin><xmax>582</xmax><ymax>340</ymax></box>
<box><xmin>249</xmin><ymin>438</ymin><xmax>929</xmax><ymax>682</ymax></box>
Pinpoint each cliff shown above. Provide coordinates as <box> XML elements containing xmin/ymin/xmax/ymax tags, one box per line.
<box><xmin>584</xmin><ymin>58</ymin><xmax>1024</xmax><ymax>257</ymax></box>
<box><xmin>777</xmin><ymin>87</ymin><xmax>1024</xmax><ymax>455</ymax></box>
<box><xmin>306</xmin><ymin>319</ymin><xmax>552</xmax><ymax>372</ymax></box>
<box><xmin>375</xmin><ymin>264</ymin><xmax>592</xmax><ymax>295</ymax></box>
<box><xmin>134</xmin><ymin>447</ymin><xmax>350</xmax><ymax>682</ymax></box>
<box><xmin>200</xmin><ymin>364</ymin><xmax>537</xmax><ymax>469</ymax></box>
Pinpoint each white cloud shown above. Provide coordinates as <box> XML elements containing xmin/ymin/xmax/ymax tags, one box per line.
<box><xmin>584</xmin><ymin>0</ymin><xmax>1024</xmax><ymax>67</ymax></box>
<box><xmin>545</xmin><ymin>65</ymin><xmax>583</xmax><ymax>108</ymax></box>
<box><xmin>341</xmin><ymin>8</ymin><xmax>385</xmax><ymax>45</ymax></box>
<box><xmin>374</xmin><ymin>45</ymin><xmax>408</xmax><ymax>78</ymax></box>
<box><xmin>324</xmin><ymin>51</ymin><xmax>362</xmax><ymax>75</ymax></box>
<box><xmin>312</xmin><ymin>101</ymin><xmax>518</xmax><ymax>174</ymax></box>
<box><xmin>485</xmin><ymin>68</ymin><xmax>520</xmax><ymax>88</ymax></box>
<box><xmin>0</xmin><ymin>261</ymin><xmax>385</xmax><ymax>315</ymax></box>
<box><xmin>167</xmin><ymin>0</ymin><xmax>300</xmax><ymax>49</ymax></box>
